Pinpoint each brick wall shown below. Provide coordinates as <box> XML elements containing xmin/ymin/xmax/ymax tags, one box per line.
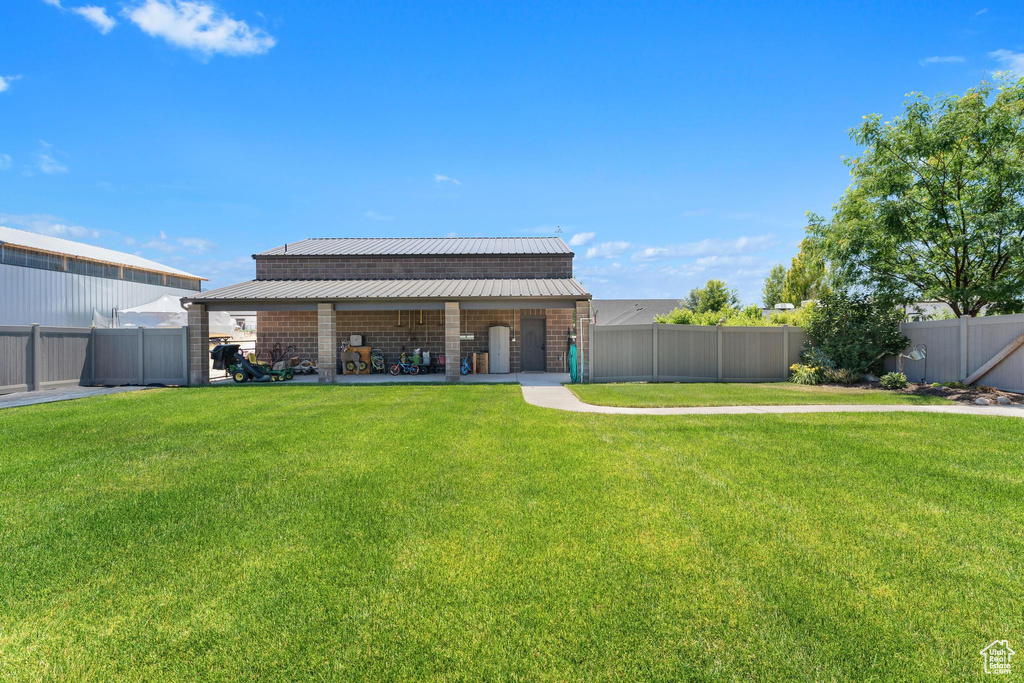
<box><xmin>256</xmin><ymin>310</ymin><xmax>318</xmax><ymax>362</ymax></box>
<box><xmin>255</xmin><ymin>306</ymin><xmax>577</xmax><ymax>373</ymax></box>
<box><xmin>255</xmin><ymin>254</ymin><xmax>573</xmax><ymax>280</ymax></box>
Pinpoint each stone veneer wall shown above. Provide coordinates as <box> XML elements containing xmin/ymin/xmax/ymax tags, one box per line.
<box><xmin>256</xmin><ymin>307</ymin><xmax>577</xmax><ymax>372</ymax></box>
<box><xmin>255</xmin><ymin>255</ymin><xmax>573</xmax><ymax>280</ymax></box>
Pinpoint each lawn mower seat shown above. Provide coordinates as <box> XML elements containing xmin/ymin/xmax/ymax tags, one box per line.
<box><xmin>248</xmin><ymin>352</ymin><xmax>260</xmax><ymax>365</ymax></box>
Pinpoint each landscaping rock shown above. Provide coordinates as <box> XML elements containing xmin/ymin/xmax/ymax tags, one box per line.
<box><xmin>997</xmin><ymin>395</ymin><xmax>1011</xmax><ymax>405</ymax></box>
<box><xmin>975</xmin><ymin>397</ymin><xmax>992</xmax><ymax>406</ymax></box>
<box><xmin>863</xmin><ymin>373</ymin><xmax>880</xmax><ymax>383</ymax></box>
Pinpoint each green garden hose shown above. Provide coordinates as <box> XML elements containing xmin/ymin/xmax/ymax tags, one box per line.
<box><xmin>569</xmin><ymin>343</ymin><xmax>582</xmax><ymax>383</ymax></box>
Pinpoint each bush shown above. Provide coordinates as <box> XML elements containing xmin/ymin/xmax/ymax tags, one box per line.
<box><xmin>879</xmin><ymin>372</ymin><xmax>908</xmax><ymax>390</ymax></box>
<box><xmin>800</xmin><ymin>344</ymin><xmax>836</xmax><ymax>370</ymax></box>
<box><xmin>824</xmin><ymin>367</ymin><xmax>862</xmax><ymax>385</ymax></box>
<box><xmin>802</xmin><ymin>291</ymin><xmax>908</xmax><ymax>374</ymax></box>
<box><xmin>789</xmin><ymin>363</ymin><xmax>824</xmax><ymax>385</ymax></box>
<box><xmin>655</xmin><ymin>303</ymin><xmax>812</xmax><ymax>327</ymax></box>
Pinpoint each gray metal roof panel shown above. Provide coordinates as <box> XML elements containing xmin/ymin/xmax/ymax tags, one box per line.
<box><xmin>189</xmin><ymin>278</ymin><xmax>590</xmax><ymax>302</ymax></box>
<box><xmin>257</xmin><ymin>237</ymin><xmax>572</xmax><ymax>257</ymax></box>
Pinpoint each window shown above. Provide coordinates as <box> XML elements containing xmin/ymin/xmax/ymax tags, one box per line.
<box><xmin>1</xmin><ymin>245</ymin><xmax>64</xmax><ymax>271</ymax></box>
<box><xmin>124</xmin><ymin>268</ymin><xmax>164</xmax><ymax>286</ymax></box>
<box><xmin>165</xmin><ymin>275</ymin><xmax>201</xmax><ymax>291</ymax></box>
<box><xmin>67</xmin><ymin>258</ymin><xmax>120</xmax><ymax>279</ymax></box>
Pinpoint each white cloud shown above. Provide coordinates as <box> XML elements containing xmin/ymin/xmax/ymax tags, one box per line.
<box><xmin>37</xmin><ymin>154</ymin><xmax>69</xmax><ymax>174</ymax></box>
<box><xmin>585</xmin><ymin>241</ymin><xmax>631</xmax><ymax>259</ymax></box>
<box><xmin>434</xmin><ymin>173</ymin><xmax>461</xmax><ymax>185</ymax></box>
<box><xmin>364</xmin><ymin>210</ymin><xmax>394</xmax><ymax>221</ymax></box>
<box><xmin>990</xmin><ymin>49</ymin><xmax>1024</xmax><ymax>73</ymax></box>
<box><xmin>568</xmin><ymin>231</ymin><xmax>595</xmax><ymax>247</ymax></box>
<box><xmin>0</xmin><ymin>213</ymin><xmax>100</xmax><ymax>239</ymax></box>
<box><xmin>124</xmin><ymin>0</ymin><xmax>276</xmax><ymax>57</ymax></box>
<box><xmin>976</xmin><ymin>8</ymin><xmax>988</xmax><ymax>14</ymax></box>
<box><xmin>0</xmin><ymin>75</ymin><xmax>22</xmax><ymax>93</ymax></box>
<box><xmin>72</xmin><ymin>6</ymin><xmax>117</xmax><ymax>33</ymax></box>
<box><xmin>177</xmin><ymin>236</ymin><xmax>214</xmax><ymax>253</ymax></box>
<box><xmin>631</xmin><ymin>235</ymin><xmax>778</xmax><ymax>262</ymax></box>
<box><xmin>919</xmin><ymin>55</ymin><xmax>965</xmax><ymax>66</ymax></box>
<box><xmin>0</xmin><ymin>154</ymin><xmax>11</xmax><ymax>171</ymax></box>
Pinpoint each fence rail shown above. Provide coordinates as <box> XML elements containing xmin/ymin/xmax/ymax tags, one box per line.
<box><xmin>0</xmin><ymin>324</ymin><xmax>189</xmax><ymax>395</ymax></box>
<box><xmin>590</xmin><ymin>323</ymin><xmax>806</xmax><ymax>383</ymax></box>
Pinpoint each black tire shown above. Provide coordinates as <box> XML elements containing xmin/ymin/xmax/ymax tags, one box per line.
<box><xmin>389</xmin><ymin>364</ymin><xmax>401</xmax><ymax>376</ymax></box>
<box><xmin>233</xmin><ymin>371</ymin><xmax>247</xmax><ymax>383</ymax></box>
<box><xmin>410</xmin><ymin>365</ymin><xmax>420</xmax><ymax>375</ymax></box>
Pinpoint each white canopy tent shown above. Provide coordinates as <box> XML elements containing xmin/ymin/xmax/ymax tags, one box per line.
<box><xmin>94</xmin><ymin>294</ymin><xmax>235</xmax><ymax>336</ymax></box>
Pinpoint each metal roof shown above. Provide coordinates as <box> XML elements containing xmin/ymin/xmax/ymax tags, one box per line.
<box><xmin>592</xmin><ymin>299</ymin><xmax>682</xmax><ymax>325</ymax></box>
<box><xmin>188</xmin><ymin>278</ymin><xmax>590</xmax><ymax>302</ymax></box>
<box><xmin>257</xmin><ymin>237</ymin><xmax>572</xmax><ymax>257</ymax></box>
<box><xmin>0</xmin><ymin>225</ymin><xmax>202</xmax><ymax>279</ymax></box>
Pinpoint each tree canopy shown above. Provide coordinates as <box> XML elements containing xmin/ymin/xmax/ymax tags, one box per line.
<box><xmin>811</xmin><ymin>77</ymin><xmax>1024</xmax><ymax>316</ymax></box>
<box><xmin>682</xmin><ymin>279</ymin><xmax>740</xmax><ymax>313</ymax></box>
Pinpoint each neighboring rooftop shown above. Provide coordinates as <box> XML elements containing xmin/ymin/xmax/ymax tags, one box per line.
<box><xmin>188</xmin><ymin>278</ymin><xmax>589</xmax><ymax>303</ymax></box>
<box><xmin>592</xmin><ymin>299</ymin><xmax>682</xmax><ymax>325</ymax></box>
<box><xmin>257</xmin><ymin>236</ymin><xmax>572</xmax><ymax>257</ymax></box>
<box><xmin>0</xmin><ymin>225</ymin><xmax>202</xmax><ymax>279</ymax></box>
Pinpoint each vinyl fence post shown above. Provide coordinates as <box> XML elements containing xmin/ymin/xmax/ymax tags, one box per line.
<box><xmin>138</xmin><ymin>326</ymin><xmax>145</xmax><ymax>385</ymax></box>
<box><xmin>182</xmin><ymin>325</ymin><xmax>190</xmax><ymax>386</ymax></box>
<box><xmin>781</xmin><ymin>324</ymin><xmax>789</xmax><ymax>380</ymax></box>
<box><xmin>959</xmin><ymin>315</ymin><xmax>970</xmax><ymax>381</ymax></box>
<box><xmin>30</xmin><ymin>323</ymin><xmax>41</xmax><ymax>392</ymax></box>
<box><xmin>716</xmin><ymin>323</ymin><xmax>723</xmax><ymax>382</ymax></box>
<box><xmin>652</xmin><ymin>324</ymin><xmax>659</xmax><ymax>382</ymax></box>
<box><xmin>90</xmin><ymin>328</ymin><xmax>97</xmax><ymax>386</ymax></box>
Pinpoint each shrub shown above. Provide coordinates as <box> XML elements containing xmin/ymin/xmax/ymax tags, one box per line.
<box><xmin>800</xmin><ymin>343</ymin><xmax>836</xmax><ymax>370</ymax></box>
<box><xmin>879</xmin><ymin>372</ymin><xmax>908</xmax><ymax>390</ymax></box>
<box><xmin>824</xmin><ymin>367</ymin><xmax>862</xmax><ymax>385</ymax></box>
<box><xmin>789</xmin><ymin>363</ymin><xmax>824</xmax><ymax>385</ymax></box>
<box><xmin>802</xmin><ymin>291</ymin><xmax>909</xmax><ymax>374</ymax></box>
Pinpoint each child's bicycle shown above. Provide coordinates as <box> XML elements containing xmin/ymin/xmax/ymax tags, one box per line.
<box><xmin>461</xmin><ymin>357</ymin><xmax>471</xmax><ymax>375</ymax></box>
<box><xmin>389</xmin><ymin>352</ymin><xmax>420</xmax><ymax>376</ymax></box>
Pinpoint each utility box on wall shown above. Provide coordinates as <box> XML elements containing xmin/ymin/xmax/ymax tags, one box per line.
<box><xmin>488</xmin><ymin>325</ymin><xmax>510</xmax><ymax>373</ymax></box>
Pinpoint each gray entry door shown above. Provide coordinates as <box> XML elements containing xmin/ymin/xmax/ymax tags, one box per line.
<box><xmin>521</xmin><ymin>318</ymin><xmax>546</xmax><ymax>371</ymax></box>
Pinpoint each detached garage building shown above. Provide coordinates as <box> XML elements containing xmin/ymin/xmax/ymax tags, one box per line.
<box><xmin>0</xmin><ymin>225</ymin><xmax>204</xmax><ymax>326</ymax></box>
<box><xmin>184</xmin><ymin>236</ymin><xmax>591</xmax><ymax>383</ymax></box>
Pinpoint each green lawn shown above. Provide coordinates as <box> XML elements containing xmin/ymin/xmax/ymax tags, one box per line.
<box><xmin>1</xmin><ymin>385</ymin><xmax>1021</xmax><ymax>680</ymax></box>
<box><xmin>568</xmin><ymin>381</ymin><xmax>951</xmax><ymax>407</ymax></box>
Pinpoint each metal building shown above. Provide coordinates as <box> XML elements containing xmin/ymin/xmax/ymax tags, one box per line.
<box><xmin>0</xmin><ymin>225</ymin><xmax>205</xmax><ymax>327</ymax></box>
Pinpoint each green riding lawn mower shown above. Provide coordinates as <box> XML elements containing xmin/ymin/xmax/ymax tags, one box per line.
<box><xmin>211</xmin><ymin>344</ymin><xmax>294</xmax><ymax>383</ymax></box>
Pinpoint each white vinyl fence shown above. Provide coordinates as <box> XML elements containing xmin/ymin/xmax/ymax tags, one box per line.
<box><xmin>884</xmin><ymin>314</ymin><xmax>1024</xmax><ymax>393</ymax></box>
<box><xmin>589</xmin><ymin>323</ymin><xmax>807</xmax><ymax>383</ymax></box>
<box><xmin>0</xmin><ymin>324</ymin><xmax>189</xmax><ymax>395</ymax></box>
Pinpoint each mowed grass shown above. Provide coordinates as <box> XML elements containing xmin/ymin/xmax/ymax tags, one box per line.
<box><xmin>568</xmin><ymin>381</ymin><xmax>951</xmax><ymax>407</ymax></box>
<box><xmin>0</xmin><ymin>385</ymin><xmax>1021</xmax><ymax>680</ymax></box>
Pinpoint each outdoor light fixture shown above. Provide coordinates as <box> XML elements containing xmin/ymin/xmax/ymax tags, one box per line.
<box><xmin>898</xmin><ymin>344</ymin><xmax>928</xmax><ymax>382</ymax></box>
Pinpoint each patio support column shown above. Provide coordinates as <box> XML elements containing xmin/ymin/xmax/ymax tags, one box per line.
<box><xmin>445</xmin><ymin>301</ymin><xmax>460</xmax><ymax>382</ymax></box>
<box><xmin>187</xmin><ymin>303</ymin><xmax>209</xmax><ymax>386</ymax></box>
<box><xmin>575</xmin><ymin>300</ymin><xmax>590</xmax><ymax>382</ymax></box>
<box><xmin>317</xmin><ymin>302</ymin><xmax>337</xmax><ymax>383</ymax></box>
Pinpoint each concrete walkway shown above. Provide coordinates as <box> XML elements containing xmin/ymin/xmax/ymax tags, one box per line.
<box><xmin>0</xmin><ymin>385</ymin><xmax>147</xmax><ymax>410</ymax></box>
<box><xmin>520</xmin><ymin>383</ymin><xmax>1024</xmax><ymax>418</ymax></box>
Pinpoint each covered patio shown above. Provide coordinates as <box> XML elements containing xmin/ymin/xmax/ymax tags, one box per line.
<box><xmin>184</xmin><ymin>279</ymin><xmax>590</xmax><ymax>384</ymax></box>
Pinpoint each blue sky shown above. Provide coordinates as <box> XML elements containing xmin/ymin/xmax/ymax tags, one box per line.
<box><xmin>2</xmin><ymin>1</ymin><xmax>1022</xmax><ymax>302</ymax></box>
